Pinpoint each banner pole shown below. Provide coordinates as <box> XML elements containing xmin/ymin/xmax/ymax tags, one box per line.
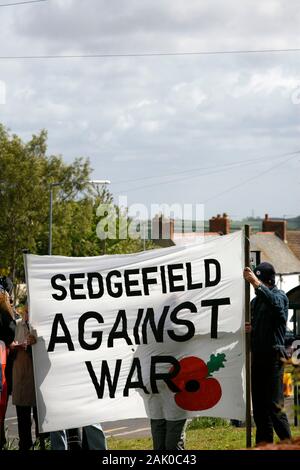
<box><xmin>244</xmin><ymin>224</ymin><xmax>252</xmax><ymax>448</ymax></box>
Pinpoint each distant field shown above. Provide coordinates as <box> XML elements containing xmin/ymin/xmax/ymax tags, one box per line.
<box><xmin>172</xmin><ymin>218</ymin><xmax>300</xmax><ymax>233</ymax></box>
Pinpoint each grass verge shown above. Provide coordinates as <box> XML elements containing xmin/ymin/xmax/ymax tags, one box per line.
<box><xmin>108</xmin><ymin>426</ymin><xmax>300</xmax><ymax>450</ymax></box>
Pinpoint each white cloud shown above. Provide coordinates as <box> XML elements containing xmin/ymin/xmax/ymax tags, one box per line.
<box><xmin>232</xmin><ymin>68</ymin><xmax>300</xmax><ymax>98</ymax></box>
<box><xmin>0</xmin><ymin>0</ymin><xmax>300</xmax><ymax>217</ymax></box>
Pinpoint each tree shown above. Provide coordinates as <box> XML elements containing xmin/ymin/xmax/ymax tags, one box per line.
<box><xmin>90</xmin><ymin>198</ymin><xmax>156</xmax><ymax>255</ymax></box>
<box><xmin>0</xmin><ymin>124</ymin><xmax>158</xmax><ymax>286</ymax></box>
<box><xmin>0</xmin><ymin>124</ymin><xmax>92</xmax><ymax>282</ymax></box>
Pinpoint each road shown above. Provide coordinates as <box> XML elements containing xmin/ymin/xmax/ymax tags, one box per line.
<box><xmin>6</xmin><ymin>396</ymin><xmax>296</xmax><ymax>445</ymax></box>
<box><xmin>5</xmin><ymin>397</ymin><xmax>151</xmax><ymax>443</ymax></box>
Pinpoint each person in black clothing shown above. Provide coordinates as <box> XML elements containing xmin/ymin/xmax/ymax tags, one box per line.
<box><xmin>244</xmin><ymin>262</ymin><xmax>292</xmax><ymax>445</ymax></box>
<box><xmin>0</xmin><ymin>277</ymin><xmax>15</xmax><ymax>347</ymax></box>
<box><xmin>0</xmin><ymin>293</ymin><xmax>15</xmax><ymax>346</ymax></box>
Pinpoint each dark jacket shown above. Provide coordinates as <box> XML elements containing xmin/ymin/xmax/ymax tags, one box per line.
<box><xmin>0</xmin><ymin>308</ymin><xmax>16</xmax><ymax>347</ymax></box>
<box><xmin>251</xmin><ymin>284</ymin><xmax>288</xmax><ymax>358</ymax></box>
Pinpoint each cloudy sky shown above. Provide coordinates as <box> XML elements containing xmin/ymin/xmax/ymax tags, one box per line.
<box><xmin>1</xmin><ymin>0</ymin><xmax>300</xmax><ymax>219</ymax></box>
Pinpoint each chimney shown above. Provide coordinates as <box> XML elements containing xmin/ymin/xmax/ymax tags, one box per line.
<box><xmin>151</xmin><ymin>214</ymin><xmax>175</xmax><ymax>246</ymax></box>
<box><xmin>262</xmin><ymin>214</ymin><xmax>287</xmax><ymax>242</ymax></box>
<box><xmin>209</xmin><ymin>213</ymin><xmax>230</xmax><ymax>235</ymax></box>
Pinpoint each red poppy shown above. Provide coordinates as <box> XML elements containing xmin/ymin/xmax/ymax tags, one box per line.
<box><xmin>171</xmin><ymin>356</ymin><xmax>222</xmax><ymax>411</ymax></box>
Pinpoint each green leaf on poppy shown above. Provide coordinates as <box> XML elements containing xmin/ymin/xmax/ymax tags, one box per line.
<box><xmin>207</xmin><ymin>353</ymin><xmax>226</xmax><ymax>375</ymax></box>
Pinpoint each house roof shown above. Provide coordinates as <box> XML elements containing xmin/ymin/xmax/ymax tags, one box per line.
<box><xmin>287</xmin><ymin>231</ymin><xmax>300</xmax><ymax>261</ymax></box>
<box><xmin>172</xmin><ymin>230</ymin><xmax>300</xmax><ymax>273</ymax></box>
<box><xmin>250</xmin><ymin>233</ymin><xmax>300</xmax><ymax>274</ymax></box>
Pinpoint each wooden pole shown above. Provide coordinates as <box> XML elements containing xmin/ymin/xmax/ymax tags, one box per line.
<box><xmin>244</xmin><ymin>224</ymin><xmax>252</xmax><ymax>448</ymax></box>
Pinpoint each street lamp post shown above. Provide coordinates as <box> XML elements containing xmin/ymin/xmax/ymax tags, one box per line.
<box><xmin>89</xmin><ymin>180</ymin><xmax>111</xmax><ymax>185</ymax></box>
<box><xmin>48</xmin><ymin>182</ymin><xmax>61</xmax><ymax>255</ymax></box>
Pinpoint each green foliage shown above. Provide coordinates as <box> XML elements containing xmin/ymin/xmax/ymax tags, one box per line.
<box><xmin>187</xmin><ymin>417</ymin><xmax>230</xmax><ymax>430</ymax></box>
<box><xmin>207</xmin><ymin>353</ymin><xmax>227</xmax><ymax>375</ymax></box>
<box><xmin>2</xmin><ymin>436</ymin><xmax>18</xmax><ymax>450</ymax></box>
<box><xmin>3</xmin><ymin>436</ymin><xmax>51</xmax><ymax>450</ymax></box>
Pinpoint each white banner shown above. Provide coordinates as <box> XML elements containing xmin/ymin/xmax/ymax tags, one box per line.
<box><xmin>25</xmin><ymin>231</ymin><xmax>246</xmax><ymax>433</ymax></box>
